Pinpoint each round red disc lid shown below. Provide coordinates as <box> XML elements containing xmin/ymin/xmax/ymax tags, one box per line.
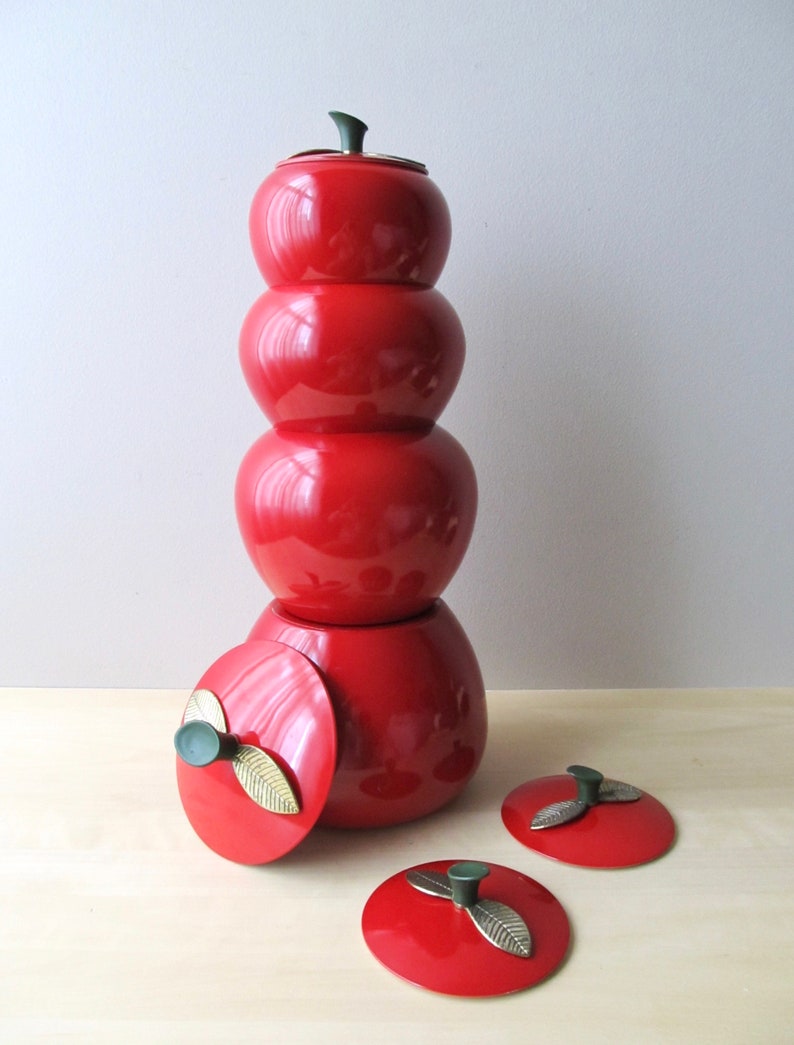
<box><xmin>175</xmin><ymin>640</ymin><xmax>336</xmax><ymax>864</ymax></box>
<box><xmin>501</xmin><ymin>765</ymin><xmax>675</xmax><ymax>869</ymax></box>
<box><xmin>361</xmin><ymin>859</ymin><xmax>570</xmax><ymax>996</ymax></box>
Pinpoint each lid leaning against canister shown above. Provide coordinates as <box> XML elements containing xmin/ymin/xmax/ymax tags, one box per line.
<box><xmin>174</xmin><ymin>640</ymin><xmax>337</xmax><ymax>864</ymax></box>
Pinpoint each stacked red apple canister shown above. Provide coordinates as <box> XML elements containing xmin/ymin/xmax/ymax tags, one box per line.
<box><xmin>238</xmin><ymin>113</ymin><xmax>487</xmax><ymax>827</ymax></box>
<box><xmin>177</xmin><ymin>113</ymin><xmax>486</xmax><ymax>858</ymax></box>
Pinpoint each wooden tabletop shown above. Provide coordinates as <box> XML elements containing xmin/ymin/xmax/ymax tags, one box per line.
<box><xmin>1</xmin><ymin>687</ymin><xmax>792</xmax><ymax>1043</ymax></box>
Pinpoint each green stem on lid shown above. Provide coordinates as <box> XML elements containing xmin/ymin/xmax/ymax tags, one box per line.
<box><xmin>174</xmin><ymin>720</ymin><xmax>239</xmax><ymax>767</ymax></box>
<box><xmin>567</xmin><ymin>764</ymin><xmax>604</xmax><ymax>806</ymax></box>
<box><xmin>447</xmin><ymin>861</ymin><xmax>490</xmax><ymax>909</ymax></box>
<box><xmin>329</xmin><ymin>111</ymin><xmax>368</xmax><ymax>153</ymax></box>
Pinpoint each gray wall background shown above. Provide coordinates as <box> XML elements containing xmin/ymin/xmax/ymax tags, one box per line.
<box><xmin>2</xmin><ymin>1</ymin><xmax>792</xmax><ymax>689</ymax></box>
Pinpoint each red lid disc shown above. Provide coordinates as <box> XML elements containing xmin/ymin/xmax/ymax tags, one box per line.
<box><xmin>501</xmin><ymin>768</ymin><xmax>675</xmax><ymax>869</ymax></box>
<box><xmin>361</xmin><ymin>859</ymin><xmax>570</xmax><ymax>996</ymax></box>
<box><xmin>175</xmin><ymin>640</ymin><xmax>336</xmax><ymax>864</ymax></box>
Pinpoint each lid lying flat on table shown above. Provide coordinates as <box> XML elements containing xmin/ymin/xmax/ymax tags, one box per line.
<box><xmin>174</xmin><ymin>640</ymin><xmax>337</xmax><ymax>864</ymax></box>
<box><xmin>501</xmin><ymin>764</ymin><xmax>676</xmax><ymax>869</ymax></box>
<box><xmin>361</xmin><ymin>859</ymin><xmax>570</xmax><ymax>997</ymax></box>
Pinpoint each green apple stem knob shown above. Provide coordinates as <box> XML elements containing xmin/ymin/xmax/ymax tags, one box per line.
<box><xmin>174</xmin><ymin>720</ymin><xmax>240</xmax><ymax>766</ymax></box>
<box><xmin>567</xmin><ymin>764</ymin><xmax>605</xmax><ymax>806</ymax></box>
<box><xmin>447</xmin><ymin>861</ymin><xmax>491</xmax><ymax>909</ymax></box>
<box><xmin>329</xmin><ymin>110</ymin><xmax>368</xmax><ymax>153</ymax></box>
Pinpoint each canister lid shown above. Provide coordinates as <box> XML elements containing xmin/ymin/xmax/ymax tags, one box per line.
<box><xmin>280</xmin><ymin>110</ymin><xmax>428</xmax><ymax>173</ymax></box>
<box><xmin>501</xmin><ymin>765</ymin><xmax>676</xmax><ymax>868</ymax></box>
<box><xmin>362</xmin><ymin>859</ymin><xmax>571</xmax><ymax>996</ymax></box>
<box><xmin>175</xmin><ymin>640</ymin><xmax>336</xmax><ymax>864</ymax></box>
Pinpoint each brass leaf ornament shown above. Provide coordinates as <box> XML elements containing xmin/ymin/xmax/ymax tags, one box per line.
<box><xmin>232</xmin><ymin>745</ymin><xmax>300</xmax><ymax>815</ymax></box>
<box><xmin>183</xmin><ymin>688</ymin><xmax>226</xmax><ymax>732</ymax></box>
<box><xmin>599</xmin><ymin>777</ymin><xmax>642</xmax><ymax>803</ymax></box>
<box><xmin>531</xmin><ymin>765</ymin><xmax>641</xmax><ymax>830</ymax></box>
<box><xmin>407</xmin><ymin>862</ymin><xmax>532</xmax><ymax>959</ymax></box>
<box><xmin>531</xmin><ymin>799</ymin><xmax>588</xmax><ymax>830</ymax></box>
<box><xmin>469</xmin><ymin>898</ymin><xmax>532</xmax><ymax>959</ymax></box>
<box><xmin>175</xmin><ymin>689</ymin><xmax>300</xmax><ymax>815</ymax></box>
<box><xmin>405</xmin><ymin>869</ymin><xmax>454</xmax><ymax>900</ymax></box>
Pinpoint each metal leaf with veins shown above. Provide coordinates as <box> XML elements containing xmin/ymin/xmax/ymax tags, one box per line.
<box><xmin>177</xmin><ymin>688</ymin><xmax>301</xmax><ymax>815</ymax></box>
<box><xmin>233</xmin><ymin>745</ymin><xmax>300</xmax><ymax>814</ymax></box>
<box><xmin>405</xmin><ymin>869</ymin><xmax>454</xmax><ymax>899</ymax></box>
<box><xmin>599</xmin><ymin>778</ymin><xmax>642</xmax><ymax>802</ymax></box>
<box><xmin>530</xmin><ymin>765</ymin><xmax>643</xmax><ymax>830</ymax></box>
<box><xmin>405</xmin><ymin>867</ymin><xmax>532</xmax><ymax>959</ymax></box>
<box><xmin>469</xmin><ymin>899</ymin><xmax>532</xmax><ymax>958</ymax></box>
<box><xmin>531</xmin><ymin>798</ymin><xmax>587</xmax><ymax>831</ymax></box>
<box><xmin>183</xmin><ymin>688</ymin><xmax>227</xmax><ymax>732</ymax></box>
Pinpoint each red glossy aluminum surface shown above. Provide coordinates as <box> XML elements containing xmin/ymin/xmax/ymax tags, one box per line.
<box><xmin>249</xmin><ymin>155</ymin><xmax>451</xmax><ymax>286</ymax></box>
<box><xmin>235</xmin><ymin>425</ymin><xmax>477</xmax><ymax>625</ymax></box>
<box><xmin>248</xmin><ymin>599</ymin><xmax>486</xmax><ymax>828</ymax></box>
<box><xmin>501</xmin><ymin>774</ymin><xmax>676</xmax><ymax>868</ymax></box>
<box><xmin>362</xmin><ymin>859</ymin><xmax>570</xmax><ymax>997</ymax></box>
<box><xmin>175</xmin><ymin>641</ymin><xmax>336</xmax><ymax>864</ymax></box>
<box><xmin>239</xmin><ymin>284</ymin><xmax>465</xmax><ymax>431</ymax></box>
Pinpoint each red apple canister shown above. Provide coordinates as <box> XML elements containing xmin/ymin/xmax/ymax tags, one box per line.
<box><xmin>176</xmin><ymin>113</ymin><xmax>486</xmax><ymax>861</ymax></box>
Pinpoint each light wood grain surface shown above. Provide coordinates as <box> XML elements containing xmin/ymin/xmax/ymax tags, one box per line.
<box><xmin>1</xmin><ymin>687</ymin><xmax>792</xmax><ymax>1044</ymax></box>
